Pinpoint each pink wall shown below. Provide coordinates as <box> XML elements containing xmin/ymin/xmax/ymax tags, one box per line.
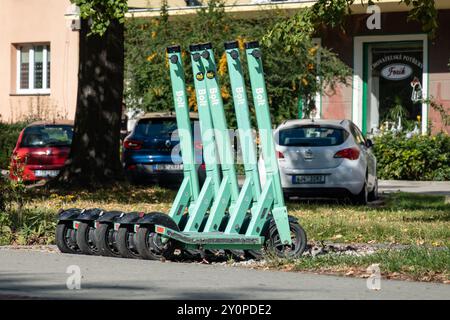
<box><xmin>0</xmin><ymin>0</ymin><xmax>79</xmax><ymax>123</ymax></box>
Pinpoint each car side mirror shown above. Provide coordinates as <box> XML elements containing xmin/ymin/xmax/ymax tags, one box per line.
<box><xmin>365</xmin><ymin>139</ymin><xmax>374</xmax><ymax>148</ymax></box>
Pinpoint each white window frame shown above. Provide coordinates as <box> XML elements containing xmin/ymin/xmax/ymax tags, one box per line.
<box><xmin>352</xmin><ymin>34</ymin><xmax>428</xmax><ymax>134</ymax></box>
<box><xmin>16</xmin><ymin>44</ymin><xmax>51</xmax><ymax>95</ymax></box>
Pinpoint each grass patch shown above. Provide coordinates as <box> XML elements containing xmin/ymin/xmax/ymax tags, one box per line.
<box><xmin>287</xmin><ymin>193</ymin><xmax>450</xmax><ymax>247</ymax></box>
<box><xmin>1</xmin><ymin>186</ymin><xmax>449</xmax><ymax>282</ymax></box>
<box><xmin>264</xmin><ymin>246</ymin><xmax>449</xmax><ymax>283</ymax></box>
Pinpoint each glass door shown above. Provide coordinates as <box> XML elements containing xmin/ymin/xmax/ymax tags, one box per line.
<box><xmin>365</xmin><ymin>41</ymin><xmax>423</xmax><ymax>134</ymax></box>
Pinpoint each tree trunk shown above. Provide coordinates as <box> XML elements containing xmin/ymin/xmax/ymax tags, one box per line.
<box><xmin>56</xmin><ymin>18</ymin><xmax>125</xmax><ymax>187</ymax></box>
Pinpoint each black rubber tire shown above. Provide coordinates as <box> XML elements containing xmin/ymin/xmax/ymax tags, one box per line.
<box><xmin>266</xmin><ymin>218</ymin><xmax>307</xmax><ymax>258</ymax></box>
<box><xmin>135</xmin><ymin>213</ymin><xmax>180</xmax><ymax>260</ymax></box>
<box><xmin>76</xmin><ymin>221</ymin><xmax>99</xmax><ymax>255</ymax></box>
<box><xmin>117</xmin><ymin>226</ymin><xmax>141</xmax><ymax>259</ymax></box>
<box><xmin>136</xmin><ymin>225</ymin><xmax>176</xmax><ymax>260</ymax></box>
<box><xmin>368</xmin><ymin>177</ymin><xmax>379</xmax><ymax>202</ymax></box>
<box><xmin>352</xmin><ymin>180</ymin><xmax>368</xmax><ymax>205</ymax></box>
<box><xmin>56</xmin><ymin>222</ymin><xmax>80</xmax><ymax>254</ymax></box>
<box><xmin>95</xmin><ymin>223</ymin><xmax>121</xmax><ymax>258</ymax></box>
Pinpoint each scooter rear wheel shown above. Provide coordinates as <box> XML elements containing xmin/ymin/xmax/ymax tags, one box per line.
<box><xmin>56</xmin><ymin>222</ymin><xmax>80</xmax><ymax>254</ymax></box>
<box><xmin>96</xmin><ymin>223</ymin><xmax>121</xmax><ymax>257</ymax></box>
<box><xmin>266</xmin><ymin>218</ymin><xmax>307</xmax><ymax>258</ymax></box>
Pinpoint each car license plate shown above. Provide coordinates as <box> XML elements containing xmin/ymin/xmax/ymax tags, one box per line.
<box><xmin>152</xmin><ymin>164</ymin><xmax>183</xmax><ymax>171</ymax></box>
<box><xmin>34</xmin><ymin>170</ymin><xmax>60</xmax><ymax>177</ymax></box>
<box><xmin>292</xmin><ymin>175</ymin><xmax>326</xmax><ymax>184</ymax></box>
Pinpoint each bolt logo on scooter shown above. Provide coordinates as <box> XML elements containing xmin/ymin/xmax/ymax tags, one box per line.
<box><xmin>55</xmin><ymin>41</ymin><xmax>307</xmax><ymax>260</ymax></box>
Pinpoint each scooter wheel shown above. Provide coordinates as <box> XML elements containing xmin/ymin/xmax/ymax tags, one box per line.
<box><xmin>266</xmin><ymin>218</ymin><xmax>307</xmax><ymax>258</ymax></box>
<box><xmin>117</xmin><ymin>226</ymin><xmax>141</xmax><ymax>259</ymax></box>
<box><xmin>95</xmin><ymin>223</ymin><xmax>121</xmax><ymax>258</ymax></box>
<box><xmin>56</xmin><ymin>222</ymin><xmax>80</xmax><ymax>254</ymax></box>
<box><xmin>76</xmin><ymin>221</ymin><xmax>99</xmax><ymax>255</ymax></box>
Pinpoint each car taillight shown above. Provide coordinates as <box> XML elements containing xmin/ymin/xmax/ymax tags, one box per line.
<box><xmin>276</xmin><ymin>151</ymin><xmax>285</xmax><ymax>159</ymax></box>
<box><xmin>124</xmin><ymin>139</ymin><xmax>143</xmax><ymax>150</ymax></box>
<box><xmin>334</xmin><ymin>147</ymin><xmax>360</xmax><ymax>160</ymax></box>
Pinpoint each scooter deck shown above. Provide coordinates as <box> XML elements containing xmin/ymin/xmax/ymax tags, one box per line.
<box><xmin>155</xmin><ymin>225</ymin><xmax>264</xmax><ymax>250</ymax></box>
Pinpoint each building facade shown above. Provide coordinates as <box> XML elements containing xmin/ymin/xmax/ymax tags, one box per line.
<box><xmin>1</xmin><ymin>0</ymin><xmax>449</xmax><ymax>135</ymax></box>
<box><xmin>0</xmin><ymin>0</ymin><xmax>79</xmax><ymax>123</ymax></box>
<box><xmin>128</xmin><ymin>0</ymin><xmax>450</xmax><ymax>135</ymax></box>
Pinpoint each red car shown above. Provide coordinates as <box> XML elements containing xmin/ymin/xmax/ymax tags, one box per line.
<box><xmin>10</xmin><ymin>121</ymin><xmax>74</xmax><ymax>182</ymax></box>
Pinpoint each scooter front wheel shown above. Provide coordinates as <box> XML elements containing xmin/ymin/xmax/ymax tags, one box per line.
<box><xmin>56</xmin><ymin>222</ymin><xmax>80</xmax><ymax>254</ymax></box>
<box><xmin>76</xmin><ymin>221</ymin><xmax>99</xmax><ymax>255</ymax></box>
<box><xmin>136</xmin><ymin>225</ymin><xmax>176</xmax><ymax>260</ymax></box>
<box><xmin>95</xmin><ymin>223</ymin><xmax>121</xmax><ymax>258</ymax></box>
<box><xmin>117</xmin><ymin>226</ymin><xmax>141</xmax><ymax>259</ymax></box>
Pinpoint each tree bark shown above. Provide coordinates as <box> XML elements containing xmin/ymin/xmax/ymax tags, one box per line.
<box><xmin>56</xmin><ymin>18</ymin><xmax>125</xmax><ymax>187</ymax></box>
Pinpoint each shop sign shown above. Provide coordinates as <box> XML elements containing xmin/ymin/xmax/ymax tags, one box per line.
<box><xmin>381</xmin><ymin>63</ymin><xmax>413</xmax><ymax>80</ymax></box>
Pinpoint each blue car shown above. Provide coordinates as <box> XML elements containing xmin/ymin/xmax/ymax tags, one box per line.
<box><xmin>122</xmin><ymin>112</ymin><xmax>205</xmax><ymax>185</ymax></box>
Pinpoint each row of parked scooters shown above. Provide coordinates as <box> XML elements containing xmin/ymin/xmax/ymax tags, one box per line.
<box><xmin>55</xmin><ymin>208</ymin><xmax>255</xmax><ymax>260</ymax></box>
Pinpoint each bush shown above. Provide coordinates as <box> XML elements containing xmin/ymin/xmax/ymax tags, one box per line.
<box><xmin>0</xmin><ymin>122</ymin><xmax>26</xmax><ymax>169</ymax></box>
<box><xmin>373</xmin><ymin>133</ymin><xmax>450</xmax><ymax>181</ymax></box>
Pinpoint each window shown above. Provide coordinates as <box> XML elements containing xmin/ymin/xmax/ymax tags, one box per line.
<box><xmin>350</xmin><ymin>124</ymin><xmax>366</xmax><ymax>145</ymax></box>
<box><xmin>21</xmin><ymin>125</ymin><xmax>73</xmax><ymax>148</ymax></box>
<box><xmin>134</xmin><ymin>118</ymin><xmax>178</xmax><ymax>138</ymax></box>
<box><xmin>16</xmin><ymin>44</ymin><xmax>51</xmax><ymax>94</ymax></box>
<box><xmin>277</xmin><ymin>126</ymin><xmax>349</xmax><ymax>147</ymax></box>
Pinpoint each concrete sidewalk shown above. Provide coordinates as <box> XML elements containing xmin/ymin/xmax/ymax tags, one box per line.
<box><xmin>379</xmin><ymin>180</ymin><xmax>450</xmax><ymax>196</ymax></box>
<box><xmin>0</xmin><ymin>249</ymin><xmax>449</xmax><ymax>300</ymax></box>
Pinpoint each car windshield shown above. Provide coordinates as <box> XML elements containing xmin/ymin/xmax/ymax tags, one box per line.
<box><xmin>277</xmin><ymin>125</ymin><xmax>348</xmax><ymax>147</ymax></box>
<box><xmin>134</xmin><ymin>118</ymin><xmax>198</xmax><ymax>140</ymax></box>
<box><xmin>134</xmin><ymin>118</ymin><xmax>178</xmax><ymax>138</ymax></box>
<box><xmin>21</xmin><ymin>125</ymin><xmax>73</xmax><ymax>147</ymax></box>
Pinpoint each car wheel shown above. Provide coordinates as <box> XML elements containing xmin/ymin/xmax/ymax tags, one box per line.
<box><xmin>352</xmin><ymin>180</ymin><xmax>368</xmax><ymax>205</ymax></box>
<box><xmin>368</xmin><ymin>177</ymin><xmax>379</xmax><ymax>202</ymax></box>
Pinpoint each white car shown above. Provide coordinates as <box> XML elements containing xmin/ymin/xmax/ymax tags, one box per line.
<box><xmin>259</xmin><ymin>119</ymin><xmax>378</xmax><ymax>204</ymax></box>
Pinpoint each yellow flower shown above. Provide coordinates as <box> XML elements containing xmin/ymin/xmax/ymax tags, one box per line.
<box><xmin>151</xmin><ymin>31</ymin><xmax>157</xmax><ymax>38</ymax></box>
<box><xmin>218</xmin><ymin>52</ymin><xmax>227</xmax><ymax>76</ymax></box>
<box><xmin>307</xmin><ymin>63</ymin><xmax>315</xmax><ymax>71</ymax></box>
<box><xmin>302</xmin><ymin>78</ymin><xmax>309</xmax><ymax>86</ymax></box>
<box><xmin>417</xmin><ymin>115</ymin><xmax>421</xmax><ymax>122</ymax></box>
<box><xmin>221</xmin><ymin>86</ymin><xmax>230</xmax><ymax>100</ymax></box>
<box><xmin>152</xmin><ymin>87</ymin><xmax>163</xmax><ymax>97</ymax></box>
<box><xmin>309</xmin><ymin>45</ymin><xmax>318</xmax><ymax>56</ymax></box>
<box><xmin>187</xmin><ymin>86</ymin><xmax>197</xmax><ymax>111</ymax></box>
<box><xmin>147</xmin><ymin>53</ymin><xmax>157</xmax><ymax>62</ymax></box>
<box><xmin>237</xmin><ymin>36</ymin><xmax>246</xmax><ymax>51</ymax></box>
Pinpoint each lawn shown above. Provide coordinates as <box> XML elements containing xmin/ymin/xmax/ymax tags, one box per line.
<box><xmin>0</xmin><ymin>185</ymin><xmax>448</xmax><ymax>282</ymax></box>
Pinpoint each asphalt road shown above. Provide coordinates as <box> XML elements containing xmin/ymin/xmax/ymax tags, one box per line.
<box><xmin>0</xmin><ymin>249</ymin><xmax>448</xmax><ymax>300</ymax></box>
